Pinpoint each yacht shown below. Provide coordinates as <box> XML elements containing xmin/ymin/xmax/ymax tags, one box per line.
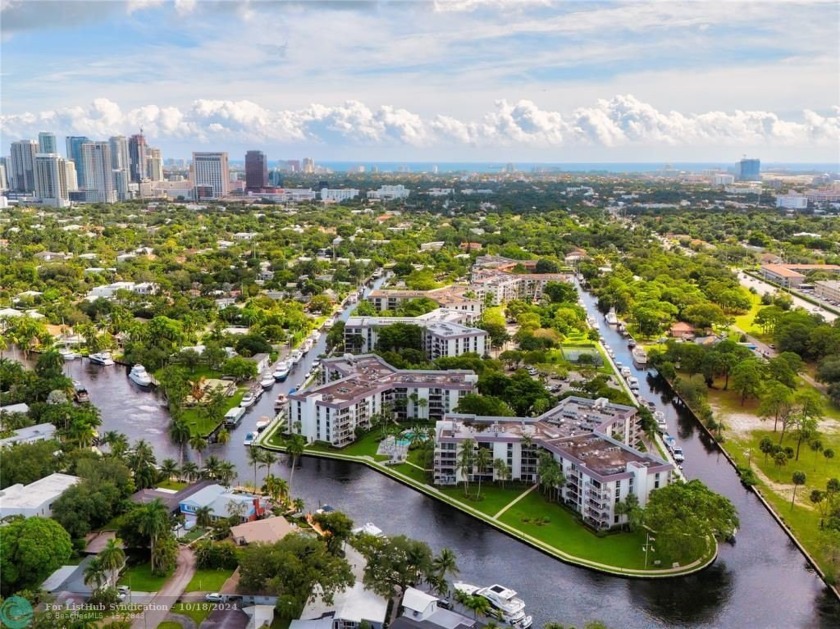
<box><xmin>255</xmin><ymin>417</ymin><xmax>271</xmax><ymax>432</ymax></box>
<box><xmin>240</xmin><ymin>391</ymin><xmax>258</xmax><ymax>408</ymax></box>
<box><xmin>243</xmin><ymin>432</ymin><xmax>256</xmax><ymax>446</ymax></box>
<box><xmin>59</xmin><ymin>347</ymin><xmax>79</xmax><ymax>361</ymax></box>
<box><xmin>128</xmin><ymin>364</ymin><xmax>153</xmax><ymax>387</ymax></box>
<box><xmin>453</xmin><ymin>583</ymin><xmax>532</xmax><ymax>628</ymax></box>
<box><xmin>273</xmin><ymin>361</ymin><xmax>291</xmax><ymax>382</ymax></box>
<box><xmin>654</xmin><ymin>410</ymin><xmax>667</xmax><ymax>432</ymax></box>
<box><xmin>260</xmin><ymin>373</ymin><xmax>275</xmax><ymax>389</ymax></box>
<box><xmin>274</xmin><ymin>393</ymin><xmax>288</xmax><ymax>410</ymax></box>
<box><xmin>88</xmin><ymin>352</ymin><xmax>115</xmax><ymax>366</ymax></box>
<box><xmin>291</xmin><ymin>349</ymin><xmax>303</xmax><ymax>365</ymax></box>
<box><xmin>627</xmin><ymin>338</ymin><xmax>637</xmax><ymax>349</ymax></box>
<box><xmin>73</xmin><ymin>381</ymin><xmax>89</xmax><ymax>404</ymax></box>
<box><xmin>672</xmin><ymin>446</ymin><xmax>685</xmax><ymax>463</ymax></box>
<box><xmin>605</xmin><ymin>308</ymin><xmax>618</xmax><ymax>325</ymax></box>
<box><xmin>632</xmin><ymin>347</ymin><xmax>648</xmax><ymax>365</ymax></box>
<box><xmin>620</xmin><ymin>366</ymin><xmax>632</xmax><ymax>378</ymax></box>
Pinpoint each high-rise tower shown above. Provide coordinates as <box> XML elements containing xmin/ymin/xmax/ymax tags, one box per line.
<box><xmin>245</xmin><ymin>150</ymin><xmax>268</xmax><ymax>191</ymax></box>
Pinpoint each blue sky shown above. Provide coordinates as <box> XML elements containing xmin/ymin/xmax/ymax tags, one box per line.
<box><xmin>1</xmin><ymin>0</ymin><xmax>838</xmax><ymax>162</ymax></box>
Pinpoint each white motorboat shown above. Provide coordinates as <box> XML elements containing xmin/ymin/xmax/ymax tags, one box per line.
<box><xmin>291</xmin><ymin>349</ymin><xmax>303</xmax><ymax>364</ymax></box>
<box><xmin>88</xmin><ymin>352</ymin><xmax>115</xmax><ymax>366</ymax></box>
<box><xmin>243</xmin><ymin>431</ymin><xmax>256</xmax><ymax>446</ymax></box>
<box><xmin>255</xmin><ymin>417</ymin><xmax>271</xmax><ymax>432</ymax></box>
<box><xmin>73</xmin><ymin>381</ymin><xmax>89</xmax><ymax>404</ymax></box>
<box><xmin>672</xmin><ymin>446</ymin><xmax>685</xmax><ymax>463</ymax></box>
<box><xmin>274</xmin><ymin>393</ymin><xmax>288</xmax><ymax>410</ymax></box>
<box><xmin>620</xmin><ymin>366</ymin><xmax>632</xmax><ymax>378</ymax></box>
<box><xmin>323</xmin><ymin>318</ymin><xmax>334</xmax><ymax>330</ymax></box>
<box><xmin>632</xmin><ymin>346</ymin><xmax>648</xmax><ymax>365</ymax></box>
<box><xmin>654</xmin><ymin>410</ymin><xmax>667</xmax><ymax>432</ymax></box>
<box><xmin>240</xmin><ymin>392</ymin><xmax>257</xmax><ymax>408</ymax></box>
<box><xmin>128</xmin><ymin>364</ymin><xmax>153</xmax><ymax>387</ymax></box>
<box><xmin>260</xmin><ymin>373</ymin><xmax>275</xmax><ymax>389</ymax></box>
<box><xmin>59</xmin><ymin>347</ymin><xmax>79</xmax><ymax>361</ymax></box>
<box><xmin>454</xmin><ymin>583</ymin><xmax>532</xmax><ymax>628</ymax></box>
<box><xmin>273</xmin><ymin>361</ymin><xmax>291</xmax><ymax>382</ymax></box>
<box><xmin>605</xmin><ymin>308</ymin><xmax>618</xmax><ymax>325</ymax></box>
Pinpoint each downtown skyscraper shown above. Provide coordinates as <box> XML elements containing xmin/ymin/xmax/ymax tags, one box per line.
<box><xmin>128</xmin><ymin>133</ymin><xmax>147</xmax><ymax>183</ymax></box>
<box><xmin>34</xmin><ymin>153</ymin><xmax>70</xmax><ymax>207</ymax></box>
<box><xmin>65</xmin><ymin>135</ymin><xmax>90</xmax><ymax>188</ymax></box>
<box><xmin>192</xmin><ymin>152</ymin><xmax>229</xmax><ymax>198</ymax></box>
<box><xmin>38</xmin><ymin>132</ymin><xmax>57</xmax><ymax>154</ymax></box>
<box><xmin>9</xmin><ymin>140</ymin><xmax>37</xmax><ymax>193</ymax></box>
<box><xmin>245</xmin><ymin>150</ymin><xmax>268</xmax><ymax>191</ymax></box>
<box><xmin>81</xmin><ymin>142</ymin><xmax>116</xmax><ymax>203</ymax></box>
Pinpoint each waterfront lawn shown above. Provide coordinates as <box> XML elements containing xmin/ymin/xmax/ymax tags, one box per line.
<box><xmin>157</xmin><ymin>479</ymin><xmax>188</xmax><ymax>491</ymax></box>
<box><xmin>118</xmin><ymin>562</ymin><xmax>171</xmax><ymax>592</ymax></box>
<box><xmin>184</xmin><ymin>568</ymin><xmax>233</xmax><ymax>593</ymax></box>
<box><xmin>183</xmin><ymin>388</ymin><xmax>246</xmax><ymax>437</ymax></box>
<box><xmin>498</xmin><ymin>491</ymin><xmax>653</xmax><ymax>570</ymax></box>
<box><xmin>438</xmin><ymin>483</ymin><xmax>534</xmax><ymax>518</ymax></box>
<box><xmin>304</xmin><ymin>429</ymin><xmax>389</xmax><ymax>461</ymax></box>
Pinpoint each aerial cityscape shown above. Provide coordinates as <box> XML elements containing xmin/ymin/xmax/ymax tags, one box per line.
<box><xmin>1</xmin><ymin>1</ymin><xmax>839</xmax><ymax>629</ymax></box>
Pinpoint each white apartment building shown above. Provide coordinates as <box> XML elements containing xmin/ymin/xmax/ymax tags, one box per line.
<box><xmin>288</xmin><ymin>355</ymin><xmax>477</xmax><ymax>447</ymax></box>
<box><xmin>368</xmin><ymin>184</ymin><xmax>410</xmax><ymax>200</ymax></box>
<box><xmin>367</xmin><ymin>287</ymin><xmax>483</xmax><ymax>317</ymax></box>
<box><xmin>34</xmin><ymin>153</ymin><xmax>70</xmax><ymax>207</ymax></box>
<box><xmin>434</xmin><ymin>397</ymin><xmax>672</xmax><ymax>530</ymax></box>
<box><xmin>470</xmin><ymin>256</ymin><xmax>573</xmax><ymax>305</ymax></box>
<box><xmin>775</xmin><ymin>193</ymin><xmax>808</xmax><ymax>210</ymax></box>
<box><xmin>81</xmin><ymin>141</ymin><xmax>117</xmax><ymax>203</ymax></box>
<box><xmin>345</xmin><ymin>309</ymin><xmax>487</xmax><ymax>357</ymax></box>
<box><xmin>321</xmin><ymin>188</ymin><xmax>360</xmax><ymax>202</ymax></box>
<box><xmin>86</xmin><ymin>281</ymin><xmax>158</xmax><ymax>301</ymax></box>
<box><xmin>192</xmin><ymin>152</ymin><xmax>230</xmax><ymax>198</ymax></box>
<box><xmin>815</xmin><ymin>280</ymin><xmax>840</xmax><ymax>303</ymax></box>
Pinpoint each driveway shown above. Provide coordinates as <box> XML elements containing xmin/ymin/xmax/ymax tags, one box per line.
<box><xmin>200</xmin><ymin>608</ymin><xmax>249</xmax><ymax>629</ymax></box>
<box><xmin>131</xmin><ymin>547</ymin><xmax>196</xmax><ymax>629</ymax></box>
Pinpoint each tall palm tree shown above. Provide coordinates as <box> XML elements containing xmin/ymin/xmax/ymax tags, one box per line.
<box><xmin>492</xmin><ymin>458</ymin><xmax>510</xmax><ymax>489</ymax></box>
<box><xmin>217</xmin><ymin>461</ymin><xmax>237</xmax><ymax>487</ymax></box>
<box><xmin>129</xmin><ymin>440</ymin><xmax>158</xmax><ymax>490</ymax></box>
<box><xmin>456</xmin><ymin>438</ymin><xmax>476</xmax><ymax>497</ymax></box>
<box><xmin>432</xmin><ymin>548</ymin><xmax>459</xmax><ymax>583</ymax></box>
<box><xmin>262</xmin><ymin>474</ymin><xmax>289</xmax><ymax>507</ymax></box>
<box><xmin>98</xmin><ymin>538</ymin><xmax>126</xmax><ymax>588</ymax></box>
<box><xmin>203</xmin><ymin>455</ymin><xmax>222</xmax><ymax>480</ymax></box>
<box><xmin>215</xmin><ymin>427</ymin><xmax>230</xmax><ymax>445</ymax></box>
<box><xmin>83</xmin><ymin>557</ymin><xmax>108</xmax><ymax>592</ymax></box>
<box><xmin>136</xmin><ymin>500</ymin><xmax>170</xmax><ymax>574</ymax></box>
<box><xmin>169</xmin><ymin>419</ymin><xmax>191</xmax><ymax>468</ymax></box>
<box><xmin>247</xmin><ymin>446</ymin><xmax>265</xmax><ymax>489</ymax></box>
<box><xmin>474</xmin><ymin>446</ymin><xmax>492</xmax><ymax>499</ymax></box>
<box><xmin>103</xmin><ymin>431</ymin><xmax>130</xmax><ymax>459</ymax></box>
<box><xmin>292</xmin><ymin>497</ymin><xmax>305</xmax><ymax>514</ymax></box>
<box><xmin>189</xmin><ymin>433</ymin><xmax>208</xmax><ymax>468</ymax></box>
<box><xmin>287</xmin><ymin>435</ymin><xmax>306</xmax><ymax>499</ymax></box>
<box><xmin>260</xmin><ymin>450</ymin><xmax>277</xmax><ymax>480</ymax></box>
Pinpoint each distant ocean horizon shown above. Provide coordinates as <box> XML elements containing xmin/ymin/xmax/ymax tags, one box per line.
<box><xmin>229</xmin><ymin>160</ymin><xmax>839</xmax><ymax>174</ymax></box>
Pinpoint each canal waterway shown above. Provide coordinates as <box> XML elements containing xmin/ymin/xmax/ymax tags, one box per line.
<box><xmin>28</xmin><ymin>279</ymin><xmax>839</xmax><ymax>628</ymax></box>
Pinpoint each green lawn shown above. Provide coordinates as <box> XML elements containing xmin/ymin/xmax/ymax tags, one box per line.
<box><xmin>184</xmin><ymin>568</ymin><xmax>233</xmax><ymax>593</ymax></box>
<box><xmin>497</xmin><ymin>491</ymin><xmax>660</xmax><ymax>569</ymax></box>
<box><xmin>182</xmin><ymin>388</ymin><xmax>246</xmax><ymax>437</ymax></box>
<box><xmin>156</xmin><ymin>479</ymin><xmax>188</xmax><ymax>491</ymax></box>
<box><xmin>438</xmin><ymin>483</ymin><xmax>534</xmax><ymax>518</ymax></box>
<box><xmin>732</xmin><ymin>291</ymin><xmax>767</xmax><ymax>339</ymax></box>
<box><xmin>118</xmin><ymin>562</ymin><xmax>171</xmax><ymax>592</ymax></box>
<box><xmin>156</xmin><ymin>623</ymin><xmax>183</xmax><ymax>629</ymax></box>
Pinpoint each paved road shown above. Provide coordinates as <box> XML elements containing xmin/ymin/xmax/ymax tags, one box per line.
<box><xmin>132</xmin><ymin>547</ymin><xmax>196</xmax><ymax>629</ymax></box>
<box><xmin>736</xmin><ymin>270</ymin><xmax>837</xmax><ymax>323</ymax></box>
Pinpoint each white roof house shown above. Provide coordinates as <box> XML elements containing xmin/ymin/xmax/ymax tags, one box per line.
<box><xmin>0</xmin><ymin>421</ymin><xmax>55</xmax><ymax>449</ymax></box>
<box><xmin>0</xmin><ymin>473</ymin><xmax>80</xmax><ymax>518</ymax></box>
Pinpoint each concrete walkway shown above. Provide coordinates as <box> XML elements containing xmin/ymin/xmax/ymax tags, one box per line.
<box><xmin>132</xmin><ymin>547</ymin><xmax>196</xmax><ymax>629</ymax></box>
<box><xmin>492</xmin><ymin>483</ymin><xmax>539</xmax><ymax>519</ymax></box>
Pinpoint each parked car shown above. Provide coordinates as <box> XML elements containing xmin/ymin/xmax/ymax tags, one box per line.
<box><xmin>205</xmin><ymin>593</ymin><xmax>225</xmax><ymax>602</ymax></box>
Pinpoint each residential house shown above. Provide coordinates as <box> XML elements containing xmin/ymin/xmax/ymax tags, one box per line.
<box><xmin>178</xmin><ymin>484</ymin><xmax>267</xmax><ymax>524</ymax></box>
<box><xmin>230</xmin><ymin>516</ymin><xmax>296</xmax><ymax>545</ymax></box>
<box><xmin>0</xmin><ymin>473</ymin><xmax>80</xmax><ymax>518</ymax></box>
<box><xmin>394</xmin><ymin>587</ymin><xmax>474</xmax><ymax>629</ymax></box>
<box><xmin>0</xmin><ymin>421</ymin><xmax>56</xmax><ymax>448</ymax></box>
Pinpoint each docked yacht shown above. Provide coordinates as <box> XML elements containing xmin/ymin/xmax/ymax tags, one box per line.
<box><xmin>88</xmin><ymin>352</ymin><xmax>115</xmax><ymax>366</ymax></box>
<box><xmin>243</xmin><ymin>432</ymin><xmax>256</xmax><ymax>446</ymax></box>
<box><xmin>255</xmin><ymin>417</ymin><xmax>271</xmax><ymax>432</ymax></box>
<box><xmin>273</xmin><ymin>361</ymin><xmax>291</xmax><ymax>382</ymax></box>
<box><xmin>672</xmin><ymin>446</ymin><xmax>685</xmax><ymax>463</ymax></box>
<box><xmin>290</xmin><ymin>349</ymin><xmax>303</xmax><ymax>365</ymax></box>
<box><xmin>128</xmin><ymin>364</ymin><xmax>153</xmax><ymax>387</ymax></box>
<box><xmin>632</xmin><ymin>346</ymin><xmax>648</xmax><ymax>365</ymax></box>
<box><xmin>454</xmin><ymin>583</ymin><xmax>532</xmax><ymax>628</ymax></box>
<box><xmin>73</xmin><ymin>381</ymin><xmax>89</xmax><ymax>404</ymax></box>
<box><xmin>260</xmin><ymin>373</ymin><xmax>275</xmax><ymax>389</ymax></box>
<box><xmin>274</xmin><ymin>393</ymin><xmax>288</xmax><ymax>410</ymax></box>
<box><xmin>605</xmin><ymin>308</ymin><xmax>618</xmax><ymax>325</ymax></box>
<box><xmin>654</xmin><ymin>411</ymin><xmax>668</xmax><ymax>432</ymax></box>
<box><xmin>240</xmin><ymin>391</ymin><xmax>258</xmax><ymax>408</ymax></box>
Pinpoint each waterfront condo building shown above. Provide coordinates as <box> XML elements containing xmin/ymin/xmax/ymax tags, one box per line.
<box><xmin>344</xmin><ymin>309</ymin><xmax>487</xmax><ymax>358</ymax></box>
<box><xmin>34</xmin><ymin>153</ymin><xmax>70</xmax><ymax>207</ymax></box>
<box><xmin>9</xmin><ymin>140</ymin><xmax>37</xmax><ymax>193</ymax></box>
<box><xmin>433</xmin><ymin>396</ymin><xmax>673</xmax><ymax>530</ymax></box>
<box><xmin>128</xmin><ymin>133</ymin><xmax>147</xmax><ymax>183</ymax></box>
<box><xmin>245</xmin><ymin>150</ymin><xmax>268</xmax><ymax>191</ymax></box>
<box><xmin>81</xmin><ymin>142</ymin><xmax>116</xmax><ymax>203</ymax></box>
<box><xmin>288</xmin><ymin>354</ymin><xmax>478</xmax><ymax>447</ymax></box>
<box><xmin>37</xmin><ymin>132</ymin><xmax>57</xmax><ymax>154</ymax></box>
<box><xmin>192</xmin><ymin>152</ymin><xmax>230</xmax><ymax>198</ymax></box>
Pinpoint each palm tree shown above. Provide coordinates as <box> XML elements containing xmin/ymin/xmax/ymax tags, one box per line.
<box><xmin>292</xmin><ymin>497</ymin><xmax>305</xmax><ymax>514</ymax></box>
<box><xmin>98</xmin><ymin>538</ymin><xmax>126</xmax><ymax>588</ymax></box>
<box><xmin>83</xmin><ymin>557</ymin><xmax>108</xmax><ymax>592</ymax></box>
<box><xmin>247</xmin><ymin>446</ymin><xmax>265</xmax><ymax>489</ymax></box>
<box><xmin>262</xmin><ymin>474</ymin><xmax>289</xmax><ymax>507</ymax></box>
<box><xmin>791</xmin><ymin>471</ymin><xmax>806</xmax><ymax>508</ymax></box>
<box><xmin>160</xmin><ymin>459</ymin><xmax>179</xmax><ymax>482</ymax></box>
<box><xmin>136</xmin><ymin>500</ymin><xmax>170</xmax><ymax>573</ymax></box>
<box><xmin>287</xmin><ymin>435</ymin><xmax>307</xmax><ymax>498</ymax></box>
<box><xmin>260</xmin><ymin>450</ymin><xmax>277</xmax><ymax>480</ymax></box>
<box><xmin>432</xmin><ymin>548</ymin><xmax>459</xmax><ymax>584</ymax></box>
<box><xmin>189</xmin><ymin>433</ymin><xmax>208</xmax><ymax>468</ymax></box>
<box><xmin>169</xmin><ymin>419</ymin><xmax>191</xmax><ymax>468</ymax></box>
<box><xmin>129</xmin><ymin>440</ymin><xmax>158</xmax><ymax>490</ymax></box>
<box><xmin>217</xmin><ymin>461</ymin><xmax>237</xmax><ymax>487</ymax></box>
<box><xmin>195</xmin><ymin>505</ymin><xmax>213</xmax><ymax>529</ymax></box>
<box><xmin>102</xmin><ymin>431</ymin><xmax>129</xmax><ymax>459</ymax></box>
<box><xmin>203</xmin><ymin>455</ymin><xmax>222</xmax><ymax>480</ymax></box>
<box><xmin>456</xmin><ymin>438</ymin><xmax>476</xmax><ymax>497</ymax></box>
<box><xmin>215</xmin><ymin>427</ymin><xmax>230</xmax><ymax>445</ymax></box>
<box><xmin>181</xmin><ymin>461</ymin><xmax>200</xmax><ymax>482</ymax></box>
<box><xmin>492</xmin><ymin>458</ymin><xmax>509</xmax><ymax>488</ymax></box>
<box><xmin>474</xmin><ymin>446</ymin><xmax>493</xmax><ymax>500</ymax></box>
<box><xmin>463</xmin><ymin>593</ymin><xmax>490</xmax><ymax>620</ymax></box>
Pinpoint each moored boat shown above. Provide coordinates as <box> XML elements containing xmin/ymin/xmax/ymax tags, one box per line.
<box><xmin>73</xmin><ymin>381</ymin><xmax>89</xmax><ymax>403</ymax></box>
<box><xmin>654</xmin><ymin>410</ymin><xmax>667</xmax><ymax>432</ymax></box>
<box><xmin>453</xmin><ymin>582</ymin><xmax>532</xmax><ymax>628</ymax></box>
<box><xmin>274</xmin><ymin>393</ymin><xmax>288</xmax><ymax>410</ymax></box>
<box><xmin>632</xmin><ymin>346</ymin><xmax>648</xmax><ymax>365</ymax></box>
<box><xmin>255</xmin><ymin>417</ymin><xmax>271</xmax><ymax>432</ymax></box>
<box><xmin>88</xmin><ymin>352</ymin><xmax>115</xmax><ymax>366</ymax></box>
<box><xmin>59</xmin><ymin>347</ymin><xmax>79</xmax><ymax>361</ymax></box>
<box><xmin>244</xmin><ymin>431</ymin><xmax>256</xmax><ymax>446</ymax></box>
<box><xmin>128</xmin><ymin>364</ymin><xmax>153</xmax><ymax>387</ymax></box>
<box><xmin>240</xmin><ymin>391</ymin><xmax>257</xmax><ymax>408</ymax></box>
<box><xmin>273</xmin><ymin>361</ymin><xmax>291</xmax><ymax>382</ymax></box>
<box><xmin>605</xmin><ymin>308</ymin><xmax>618</xmax><ymax>325</ymax></box>
<box><xmin>260</xmin><ymin>373</ymin><xmax>275</xmax><ymax>389</ymax></box>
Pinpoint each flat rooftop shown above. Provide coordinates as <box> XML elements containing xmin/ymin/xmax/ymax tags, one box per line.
<box><xmin>0</xmin><ymin>473</ymin><xmax>79</xmax><ymax>508</ymax></box>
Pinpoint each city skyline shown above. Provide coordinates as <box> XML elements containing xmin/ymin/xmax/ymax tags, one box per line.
<box><xmin>1</xmin><ymin>0</ymin><xmax>838</xmax><ymax>162</ymax></box>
